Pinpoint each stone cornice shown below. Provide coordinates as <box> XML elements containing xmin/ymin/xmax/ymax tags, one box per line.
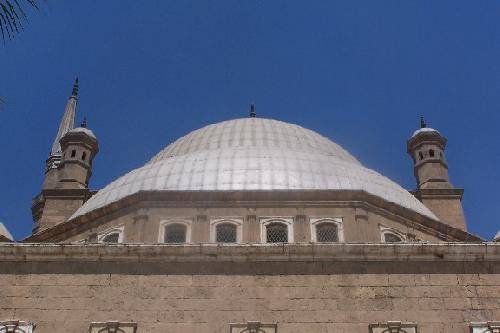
<box><xmin>2</xmin><ymin>243</ymin><xmax>498</xmax><ymax>274</ymax></box>
<box><xmin>0</xmin><ymin>241</ymin><xmax>499</xmax><ymax>276</ymax></box>
<box><xmin>1</xmin><ymin>243</ymin><xmax>499</xmax><ymax>262</ymax></box>
<box><xmin>412</xmin><ymin>188</ymin><xmax>464</xmax><ymax>200</ymax></box>
<box><xmin>407</xmin><ymin>132</ymin><xmax>447</xmax><ymax>152</ymax></box>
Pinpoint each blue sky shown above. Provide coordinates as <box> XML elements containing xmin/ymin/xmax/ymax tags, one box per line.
<box><xmin>1</xmin><ymin>1</ymin><xmax>499</xmax><ymax>240</ymax></box>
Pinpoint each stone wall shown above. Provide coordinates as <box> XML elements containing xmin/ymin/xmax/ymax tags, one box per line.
<box><xmin>27</xmin><ymin>191</ymin><xmax>478</xmax><ymax>243</ymax></box>
<box><xmin>61</xmin><ymin>205</ymin><xmax>444</xmax><ymax>244</ymax></box>
<box><xmin>0</xmin><ymin>243</ymin><xmax>499</xmax><ymax>333</ymax></box>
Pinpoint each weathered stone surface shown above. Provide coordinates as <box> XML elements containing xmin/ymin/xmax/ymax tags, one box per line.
<box><xmin>0</xmin><ymin>243</ymin><xmax>499</xmax><ymax>333</ymax></box>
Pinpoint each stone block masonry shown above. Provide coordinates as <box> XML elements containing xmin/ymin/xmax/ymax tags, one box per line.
<box><xmin>0</xmin><ymin>243</ymin><xmax>499</xmax><ymax>333</ymax></box>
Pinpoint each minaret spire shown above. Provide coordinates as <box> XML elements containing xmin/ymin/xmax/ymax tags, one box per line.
<box><xmin>250</xmin><ymin>103</ymin><xmax>256</xmax><ymax>118</ymax></box>
<box><xmin>71</xmin><ymin>77</ymin><xmax>79</xmax><ymax>98</ymax></box>
<box><xmin>420</xmin><ymin>115</ymin><xmax>427</xmax><ymax>128</ymax></box>
<box><xmin>46</xmin><ymin>78</ymin><xmax>78</xmax><ymax>170</ymax></box>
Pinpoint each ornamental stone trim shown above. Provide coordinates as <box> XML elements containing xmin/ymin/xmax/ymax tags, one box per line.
<box><xmin>0</xmin><ymin>321</ymin><xmax>35</xmax><ymax>333</ymax></box>
<box><xmin>88</xmin><ymin>321</ymin><xmax>137</xmax><ymax>333</ymax></box>
<box><xmin>229</xmin><ymin>321</ymin><xmax>278</xmax><ymax>333</ymax></box>
<box><xmin>369</xmin><ymin>321</ymin><xmax>418</xmax><ymax>333</ymax></box>
<box><xmin>470</xmin><ymin>321</ymin><xmax>500</xmax><ymax>333</ymax></box>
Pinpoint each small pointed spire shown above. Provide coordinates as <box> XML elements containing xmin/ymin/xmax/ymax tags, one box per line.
<box><xmin>420</xmin><ymin>115</ymin><xmax>427</xmax><ymax>128</ymax></box>
<box><xmin>250</xmin><ymin>103</ymin><xmax>256</xmax><ymax>118</ymax></box>
<box><xmin>47</xmin><ymin>79</ymin><xmax>78</xmax><ymax>167</ymax></box>
<box><xmin>80</xmin><ymin>117</ymin><xmax>87</xmax><ymax>128</ymax></box>
<box><xmin>71</xmin><ymin>77</ymin><xmax>79</xmax><ymax>98</ymax></box>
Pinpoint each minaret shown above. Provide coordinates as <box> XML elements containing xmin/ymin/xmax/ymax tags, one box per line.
<box><xmin>43</xmin><ymin>78</ymin><xmax>79</xmax><ymax>189</ymax></box>
<box><xmin>32</xmin><ymin>79</ymin><xmax>99</xmax><ymax>233</ymax></box>
<box><xmin>407</xmin><ymin>117</ymin><xmax>467</xmax><ymax>230</ymax></box>
<box><xmin>57</xmin><ymin>118</ymin><xmax>99</xmax><ymax>189</ymax></box>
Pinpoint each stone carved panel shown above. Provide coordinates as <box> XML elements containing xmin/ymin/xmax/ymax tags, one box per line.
<box><xmin>470</xmin><ymin>322</ymin><xmax>500</xmax><ymax>333</ymax></box>
<box><xmin>229</xmin><ymin>321</ymin><xmax>278</xmax><ymax>333</ymax></box>
<box><xmin>369</xmin><ymin>321</ymin><xmax>418</xmax><ymax>333</ymax></box>
<box><xmin>0</xmin><ymin>321</ymin><xmax>35</xmax><ymax>333</ymax></box>
<box><xmin>88</xmin><ymin>321</ymin><xmax>137</xmax><ymax>333</ymax></box>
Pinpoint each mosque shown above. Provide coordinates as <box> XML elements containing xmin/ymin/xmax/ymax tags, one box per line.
<box><xmin>0</xmin><ymin>80</ymin><xmax>499</xmax><ymax>333</ymax></box>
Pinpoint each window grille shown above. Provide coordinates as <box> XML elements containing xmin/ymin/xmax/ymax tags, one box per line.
<box><xmin>384</xmin><ymin>233</ymin><xmax>403</xmax><ymax>243</ymax></box>
<box><xmin>316</xmin><ymin>222</ymin><xmax>338</xmax><ymax>242</ymax></box>
<box><xmin>229</xmin><ymin>321</ymin><xmax>278</xmax><ymax>333</ymax></box>
<box><xmin>88</xmin><ymin>321</ymin><xmax>137</xmax><ymax>333</ymax></box>
<box><xmin>101</xmin><ymin>233</ymin><xmax>119</xmax><ymax>243</ymax></box>
<box><xmin>470</xmin><ymin>321</ymin><xmax>500</xmax><ymax>333</ymax></box>
<box><xmin>164</xmin><ymin>223</ymin><xmax>187</xmax><ymax>243</ymax></box>
<box><xmin>369</xmin><ymin>321</ymin><xmax>417</xmax><ymax>333</ymax></box>
<box><xmin>0</xmin><ymin>321</ymin><xmax>35</xmax><ymax>333</ymax></box>
<box><xmin>216</xmin><ymin>223</ymin><xmax>237</xmax><ymax>243</ymax></box>
<box><xmin>266</xmin><ymin>222</ymin><xmax>288</xmax><ymax>243</ymax></box>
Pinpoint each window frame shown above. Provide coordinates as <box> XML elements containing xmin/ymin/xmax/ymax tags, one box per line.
<box><xmin>158</xmin><ymin>219</ymin><xmax>192</xmax><ymax>244</ymax></box>
<box><xmin>0</xmin><ymin>321</ymin><xmax>35</xmax><ymax>333</ymax></box>
<box><xmin>229</xmin><ymin>321</ymin><xmax>278</xmax><ymax>333</ymax></box>
<box><xmin>379</xmin><ymin>225</ymin><xmax>406</xmax><ymax>243</ymax></box>
<box><xmin>210</xmin><ymin>218</ymin><xmax>243</xmax><ymax>244</ymax></box>
<box><xmin>310</xmin><ymin>217</ymin><xmax>344</xmax><ymax>243</ymax></box>
<box><xmin>97</xmin><ymin>226</ymin><xmax>124</xmax><ymax>244</ymax></box>
<box><xmin>369</xmin><ymin>321</ymin><xmax>418</xmax><ymax>333</ymax></box>
<box><xmin>88</xmin><ymin>321</ymin><xmax>137</xmax><ymax>333</ymax></box>
<box><xmin>260</xmin><ymin>217</ymin><xmax>294</xmax><ymax>244</ymax></box>
<box><xmin>470</xmin><ymin>322</ymin><xmax>500</xmax><ymax>333</ymax></box>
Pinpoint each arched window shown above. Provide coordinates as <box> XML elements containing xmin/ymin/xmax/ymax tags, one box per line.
<box><xmin>82</xmin><ymin>151</ymin><xmax>87</xmax><ymax>161</ymax></box>
<box><xmin>418</xmin><ymin>151</ymin><xmax>424</xmax><ymax>160</ymax></box>
<box><xmin>98</xmin><ymin>226</ymin><xmax>124</xmax><ymax>244</ymax></box>
<box><xmin>384</xmin><ymin>232</ymin><xmax>404</xmax><ymax>243</ymax></box>
<box><xmin>210</xmin><ymin>218</ymin><xmax>243</xmax><ymax>243</ymax></box>
<box><xmin>216</xmin><ymin>223</ymin><xmax>237</xmax><ymax>243</ymax></box>
<box><xmin>315</xmin><ymin>222</ymin><xmax>338</xmax><ymax>242</ymax></box>
<box><xmin>164</xmin><ymin>223</ymin><xmax>187</xmax><ymax>243</ymax></box>
<box><xmin>260</xmin><ymin>218</ymin><xmax>294</xmax><ymax>244</ymax></box>
<box><xmin>266</xmin><ymin>222</ymin><xmax>288</xmax><ymax>243</ymax></box>
<box><xmin>429</xmin><ymin>149</ymin><xmax>435</xmax><ymax>158</ymax></box>
<box><xmin>101</xmin><ymin>233</ymin><xmax>119</xmax><ymax>243</ymax></box>
<box><xmin>310</xmin><ymin>218</ymin><xmax>344</xmax><ymax>243</ymax></box>
<box><xmin>380</xmin><ymin>225</ymin><xmax>405</xmax><ymax>243</ymax></box>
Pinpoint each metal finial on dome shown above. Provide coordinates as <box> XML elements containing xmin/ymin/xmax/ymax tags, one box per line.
<box><xmin>80</xmin><ymin>117</ymin><xmax>87</xmax><ymax>128</ymax></box>
<box><xmin>250</xmin><ymin>103</ymin><xmax>256</xmax><ymax>118</ymax></box>
<box><xmin>71</xmin><ymin>77</ymin><xmax>79</xmax><ymax>98</ymax></box>
<box><xmin>420</xmin><ymin>115</ymin><xmax>427</xmax><ymax>128</ymax></box>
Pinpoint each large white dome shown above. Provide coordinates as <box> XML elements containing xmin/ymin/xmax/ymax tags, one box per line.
<box><xmin>71</xmin><ymin>118</ymin><xmax>437</xmax><ymax>219</ymax></box>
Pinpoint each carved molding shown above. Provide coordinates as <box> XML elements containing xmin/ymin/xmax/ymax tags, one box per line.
<box><xmin>0</xmin><ymin>321</ymin><xmax>35</xmax><ymax>333</ymax></box>
<box><xmin>470</xmin><ymin>321</ymin><xmax>500</xmax><ymax>333</ymax></box>
<box><xmin>88</xmin><ymin>321</ymin><xmax>137</xmax><ymax>333</ymax></box>
<box><xmin>369</xmin><ymin>321</ymin><xmax>418</xmax><ymax>333</ymax></box>
<box><xmin>229</xmin><ymin>321</ymin><xmax>278</xmax><ymax>333</ymax></box>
